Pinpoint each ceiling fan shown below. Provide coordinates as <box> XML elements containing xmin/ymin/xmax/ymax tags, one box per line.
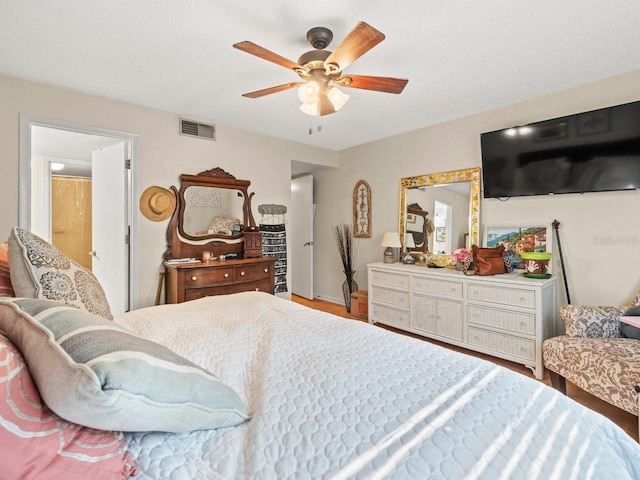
<box><xmin>233</xmin><ymin>22</ymin><xmax>408</xmax><ymax>116</ymax></box>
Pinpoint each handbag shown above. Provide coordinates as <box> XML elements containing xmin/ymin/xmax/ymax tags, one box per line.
<box><xmin>471</xmin><ymin>244</ymin><xmax>513</xmax><ymax>276</ymax></box>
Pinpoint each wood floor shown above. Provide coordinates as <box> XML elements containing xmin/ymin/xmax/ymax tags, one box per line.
<box><xmin>292</xmin><ymin>294</ymin><xmax>638</xmax><ymax>441</ymax></box>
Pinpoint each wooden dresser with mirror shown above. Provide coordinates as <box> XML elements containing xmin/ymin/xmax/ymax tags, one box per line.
<box><xmin>164</xmin><ymin>167</ymin><xmax>275</xmax><ymax>303</ymax></box>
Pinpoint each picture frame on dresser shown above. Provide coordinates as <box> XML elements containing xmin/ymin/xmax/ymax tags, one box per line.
<box><xmin>483</xmin><ymin>224</ymin><xmax>552</xmax><ymax>272</ymax></box>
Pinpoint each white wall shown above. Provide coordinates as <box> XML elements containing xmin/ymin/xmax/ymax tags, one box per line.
<box><xmin>313</xmin><ymin>71</ymin><xmax>640</xmax><ymax>318</ymax></box>
<box><xmin>0</xmin><ymin>75</ymin><xmax>338</xmax><ymax>308</ymax></box>
<box><xmin>3</xmin><ymin>72</ymin><xmax>640</xmax><ymax>315</ymax></box>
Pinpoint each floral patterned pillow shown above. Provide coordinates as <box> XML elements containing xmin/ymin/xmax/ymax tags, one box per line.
<box><xmin>7</xmin><ymin>227</ymin><xmax>112</xmax><ymax>319</ymax></box>
<box><xmin>208</xmin><ymin>216</ymin><xmax>240</xmax><ymax>235</ymax></box>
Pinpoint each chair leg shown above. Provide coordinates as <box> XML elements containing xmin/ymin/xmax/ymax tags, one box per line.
<box><xmin>549</xmin><ymin>371</ymin><xmax>567</xmax><ymax>395</ymax></box>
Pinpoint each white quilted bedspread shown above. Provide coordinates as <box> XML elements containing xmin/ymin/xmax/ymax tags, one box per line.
<box><xmin>115</xmin><ymin>292</ymin><xmax>640</xmax><ymax>480</ymax></box>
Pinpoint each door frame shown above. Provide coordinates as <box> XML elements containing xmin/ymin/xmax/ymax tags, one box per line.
<box><xmin>18</xmin><ymin>114</ymin><xmax>140</xmax><ymax>310</ymax></box>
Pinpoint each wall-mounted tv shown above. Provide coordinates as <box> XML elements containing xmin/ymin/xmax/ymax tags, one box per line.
<box><xmin>480</xmin><ymin>100</ymin><xmax>640</xmax><ymax>198</ymax></box>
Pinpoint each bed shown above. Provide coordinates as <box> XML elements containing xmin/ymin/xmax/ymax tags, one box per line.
<box><xmin>2</xmin><ymin>228</ymin><xmax>640</xmax><ymax>479</ymax></box>
<box><xmin>112</xmin><ymin>291</ymin><xmax>640</xmax><ymax>479</ymax></box>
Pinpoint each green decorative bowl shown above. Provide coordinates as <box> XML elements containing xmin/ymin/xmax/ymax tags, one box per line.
<box><xmin>520</xmin><ymin>251</ymin><xmax>551</xmax><ymax>275</ymax></box>
<box><xmin>520</xmin><ymin>252</ymin><xmax>551</xmax><ymax>260</ymax></box>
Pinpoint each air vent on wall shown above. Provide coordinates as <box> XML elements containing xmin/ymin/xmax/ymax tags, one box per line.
<box><xmin>179</xmin><ymin>118</ymin><xmax>216</xmax><ymax>140</ymax></box>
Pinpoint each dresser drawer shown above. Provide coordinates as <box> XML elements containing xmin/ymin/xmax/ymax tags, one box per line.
<box><xmin>185</xmin><ymin>279</ymin><xmax>272</xmax><ymax>301</ymax></box>
<box><xmin>185</xmin><ymin>267</ymin><xmax>235</xmax><ymax>287</ymax></box>
<box><xmin>413</xmin><ymin>276</ymin><xmax>463</xmax><ymax>298</ymax></box>
<box><xmin>370</xmin><ymin>269</ymin><xmax>410</xmax><ymax>289</ymax></box>
<box><xmin>371</xmin><ymin>285</ymin><xmax>410</xmax><ymax>308</ymax></box>
<box><xmin>235</xmin><ymin>263</ymin><xmax>272</xmax><ymax>281</ymax></box>
<box><xmin>467</xmin><ymin>305</ymin><xmax>535</xmax><ymax>335</ymax></box>
<box><xmin>467</xmin><ymin>327</ymin><xmax>535</xmax><ymax>361</ymax></box>
<box><xmin>370</xmin><ymin>303</ymin><xmax>410</xmax><ymax>329</ymax></box>
<box><xmin>467</xmin><ymin>284</ymin><xmax>535</xmax><ymax>309</ymax></box>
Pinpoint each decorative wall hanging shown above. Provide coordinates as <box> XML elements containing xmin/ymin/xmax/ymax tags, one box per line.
<box><xmin>353</xmin><ymin>179</ymin><xmax>371</xmax><ymax>238</ymax></box>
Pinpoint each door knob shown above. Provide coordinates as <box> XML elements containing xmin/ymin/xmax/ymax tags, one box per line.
<box><xmin>89</xmin><ymin>250</ymin><xmax>97</xmax><ymax>257</ymax></box>
<box><xmin>303</xmin><ymin>241</ymin><xmax>314</xmax><ymax>246</ymax></box>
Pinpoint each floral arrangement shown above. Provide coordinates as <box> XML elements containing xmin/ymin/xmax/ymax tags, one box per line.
<box><xmin>450</xmin><ymin>248</ymin><xmax>471</xmax><ymax>265</ymax></box>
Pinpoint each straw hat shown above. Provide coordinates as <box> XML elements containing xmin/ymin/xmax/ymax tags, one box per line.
<box><xmin>426</xmin><ymin>218</ymin><xmax>436</xmax><ymax>234</ymax></box>
<box><xmin>139</xmin><ymin>186</ymin><xmax>176</xmax><ymax>221</ymax></box>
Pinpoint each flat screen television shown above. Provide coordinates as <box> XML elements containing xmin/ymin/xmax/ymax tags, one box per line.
<box><xmin>480</xmin><ymin>100</ymin><xmax>640</xmax><ymax>198</ymax></box>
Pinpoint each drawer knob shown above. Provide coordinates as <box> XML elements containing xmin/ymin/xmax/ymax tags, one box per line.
<box><xmin>240</xmin><ymin>271</ymin><xmax>246</xmax><ymax>276</ymax></box>
<box><xmin>224</xmin><ymin>273</ymin><xmax>230</xmax><ymax>278</ymax></box>
<box><xmin>191</xmin><ymin>276</ymin><xmax>197</xmax><ymax>281</ymax></box>
<box><xmin>264</xmin><ymin>268</ymin><xmax>268</xmax><ymax>273</ymax></box>
<box><xmin>255</xmin><ymin>287</ymin><xmax>260</xmax><ymax>291</ymax></box>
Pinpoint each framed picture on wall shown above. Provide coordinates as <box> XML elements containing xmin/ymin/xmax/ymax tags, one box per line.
<box><xmin>483</xmin><ymin>224</ymin><xmax>552</xmax><ymax>271</ymax></box>
<box><xmin>435</xmin><ymin>227</ymin><xmax>446</xmax><ymax>242</ymax></box>
<box><xmin>353</xmin><ymin>179</ymin><xmax>372</xmax><ymax>238</ymax></box>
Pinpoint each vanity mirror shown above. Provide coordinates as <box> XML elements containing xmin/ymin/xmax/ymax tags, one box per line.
<box><xmin>399</xmin><ymin>167</ymin><xmax>480</xmax><ymax>258</ymax></box>
<box><xmin>165</xmin><ymin>167</ymin><xmax>257</xmax><ymax>260</ymax></box>
<box><xmin>163</xmin><ymin>167</ymin><xmax>276</xmax><ymax>304</ymax></box>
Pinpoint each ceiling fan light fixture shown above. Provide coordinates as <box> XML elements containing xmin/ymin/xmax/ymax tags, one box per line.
<box><xmin>327</xmin><ymin>86</ymin><xmax>349</xmax><ymax>112</ymax></box>
<box><xmin>299</xmin><ymin>102</ymin><xmax>319</xmax><ymax>116</ymax></box>
<box><xmin>298</xmin><ymin>81</ymin><xmax>320</xmax><ymax>105</ymax></box>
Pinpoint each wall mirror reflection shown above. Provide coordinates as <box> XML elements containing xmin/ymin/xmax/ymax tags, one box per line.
<box><xmin>399</xmin><ymin>167</ymin><xmax>480</xmax><ymax>256</ymax></box>
<box><xmin>182</xmin><ymin>185</ymin><xmax>244</xmax><ymax>237</ymax></box>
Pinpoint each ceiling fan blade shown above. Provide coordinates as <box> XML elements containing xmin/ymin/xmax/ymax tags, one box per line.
<box><xmin>338</xmin><ymin>74</ymin><xmax>408</xmax><ymax>94</ymax></box>
<box><xmin>318</xmin><ymin>94</ymin><xmax>336</xmax><ymax>116</ymax></box>
<box><xmin>324</xmin><ymin>22</ymin><xmax>385</xmax><ymax>72</ymax></box>
<box><xmin>233</xmin><ymin>41</ymin><xmax>304</xmax><ymax>71</ymax></box>
<box><xmin>242</xmin><ymin>82</ymin><xmax>302</xmax><ymax>99</ymax></box>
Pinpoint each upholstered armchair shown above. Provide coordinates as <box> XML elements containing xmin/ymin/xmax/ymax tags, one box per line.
<box><xmin>542</xmin><ymin>292</ymin><xmax>640</xmax><ymax>437</ymax></box>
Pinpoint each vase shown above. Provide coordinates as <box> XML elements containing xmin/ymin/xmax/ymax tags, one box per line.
<box><xmin>342</xmin><ymin>271</ymin><xmax>358</xmax><ymax>313</ymax></box>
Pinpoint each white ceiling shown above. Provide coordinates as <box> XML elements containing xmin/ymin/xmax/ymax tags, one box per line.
<box><xmin>2</xmin><ymin>1</ymin><xmax>639</xmax><ymax>152</ymax></box>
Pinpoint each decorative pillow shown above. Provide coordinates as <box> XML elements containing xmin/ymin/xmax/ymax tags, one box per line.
<box><xmin>0</xmin><ymin>298</ymin><xmax>250</xmax><ymax>433</ymax></box>
<box><xmin>0</xmin><ymin>331</ymin><xmax>137</xmax><ymax>480</ymax></box>
<box><xmin>7</xmin><ymin>227</ymin><xmax>112</xmax><ymax>319</ymax></box>
<box><xmin>208</xmin><ymin>216</ymin><xmax>240</xmax><ymax>235</ymax></box>
<box><xmin>0</xmin><ymin>242</ymin><xmax>14</xmax><ymax>297</ymax></box>
<box><xmin>560</xmin><ymin>304</ymin><xmax>624</xmax><ymax>338</ymax></box>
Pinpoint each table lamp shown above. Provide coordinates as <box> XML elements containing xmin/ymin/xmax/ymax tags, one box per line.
<box><xmin>381</xmin><ymin>232</ymin><xmax>402</xmax><ymax>263</ymax></box>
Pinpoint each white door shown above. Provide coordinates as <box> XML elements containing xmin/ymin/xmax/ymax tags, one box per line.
<box><xmin>92</xmin><ymin>142</ymin><xmax>129</xmax><ymax>313</ymax></box>
<box><xmin>291</xmin><ymin>175</ymin><xmax>314</xmax><ymax>299</ymax></box>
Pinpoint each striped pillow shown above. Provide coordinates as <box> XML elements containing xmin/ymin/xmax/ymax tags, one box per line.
<box><xmin>0</xmin><ymin>298</ymin><xmax>249</xmax><ymax>433</ymax></box>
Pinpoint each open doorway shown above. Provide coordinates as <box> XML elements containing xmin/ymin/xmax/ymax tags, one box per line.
<box><xmin>19</xmin><ymin>115</ymin><xmax>138</xmax><ymax>313</ymax></box>
<box><xmin>432</xmin><ymin>200</ymin><xmax>452</xmax><ymax>254</ymax></box>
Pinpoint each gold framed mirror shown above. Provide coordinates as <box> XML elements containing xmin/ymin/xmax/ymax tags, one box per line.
<box><xmin>399</xmin><ymin>167</ymin><xmax>480</xmax><ymax>258</ymax></box>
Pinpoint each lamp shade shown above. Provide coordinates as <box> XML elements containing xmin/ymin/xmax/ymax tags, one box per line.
<box><xmin>405</xmin><ymin>234</ymin><xmax>415</xmax><ymax>249</ymax></box>
<box><xmin>381</xmin><ymin>232</ymin><xmax>401</xmax><ymax>248</ymax></box>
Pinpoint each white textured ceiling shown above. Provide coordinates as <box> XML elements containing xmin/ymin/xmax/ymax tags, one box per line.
<box><xmin>1</xmin><ymin>1</ymin><xmax>639</xmax><ymax>151</ymax></box>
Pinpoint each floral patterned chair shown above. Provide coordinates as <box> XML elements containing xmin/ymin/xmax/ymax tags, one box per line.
<box><xmin>542</xmin><ymin>292</ymin><xmax>640</xmax><ymax>438</ymax></box>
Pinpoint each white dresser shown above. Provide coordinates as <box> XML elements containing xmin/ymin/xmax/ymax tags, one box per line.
<box><xmin>367</xmin><ymin>262</ymin><xmax>557</xmax><ymax>379</ymax></box>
